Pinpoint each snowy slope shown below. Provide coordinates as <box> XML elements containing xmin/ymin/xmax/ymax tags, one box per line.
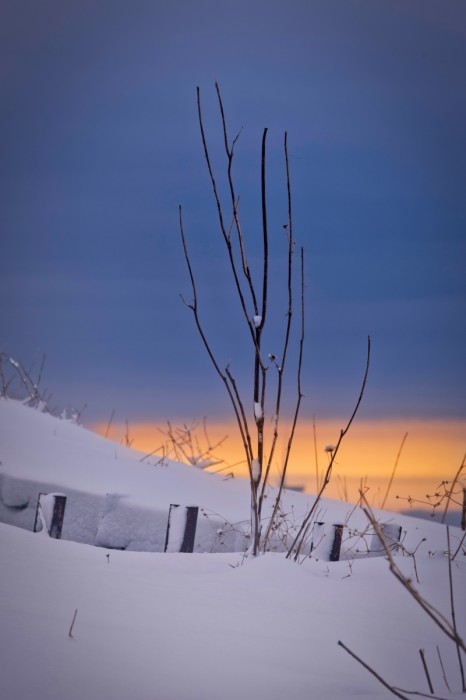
<box><xmin>0</xmin><ymin>397</ymin><xmax>397</xmax><ymax>553</ymax></box>
<box><xmin>0</xmin><ymin>398</ymin><xmax>465</xmax><ymax>699</ymax></box>
<box><xmin>0</xmin><ymin>397</ymin><xmax>255</xmax><ymax>550</ymax></box>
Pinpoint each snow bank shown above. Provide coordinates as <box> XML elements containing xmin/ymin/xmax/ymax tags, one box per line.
<box><xmin>0</xmin><ymin>519</ymin><xmax>465</xmax><ymax>700</ymax></box>
<box><xmin>0</xmin><ymin>398</ymin><xmax>449</xmax><ymax>556</ymax></box>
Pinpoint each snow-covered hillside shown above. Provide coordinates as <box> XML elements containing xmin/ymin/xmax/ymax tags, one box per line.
<box><xmin>0</xmin><ymin>398</ymin><xmax>465</xmax><ymax>699</ymax></box>
<box><xmin>0</xmin><ymin>397</ymin><xmax>446</xmax><ymax>554</ymax></box>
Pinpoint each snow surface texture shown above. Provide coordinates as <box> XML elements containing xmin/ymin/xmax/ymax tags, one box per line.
<box><xmin>1</xmin><ymin>522</ymin><xmax>465</xmax><ymax>700</ymax></box>
<box><xmin>0</xmin><ymin>398</ymin><xmax>465</xmax><ymax>698</ymax></box>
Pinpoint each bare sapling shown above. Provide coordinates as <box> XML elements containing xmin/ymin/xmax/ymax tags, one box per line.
<box><xmin>179</xmin><ymin>84</ymin><xmax>304</xmax><ymax>554</ymax></box>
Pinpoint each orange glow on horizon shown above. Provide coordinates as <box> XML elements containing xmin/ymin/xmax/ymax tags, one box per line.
<box><xmin>93</xmin><ymin>417</ymin><xmax>465</xmax><ymax>514</ymax></box>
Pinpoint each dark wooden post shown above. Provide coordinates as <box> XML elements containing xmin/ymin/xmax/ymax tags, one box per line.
<box><xmin>33</xmin><ymin>493</ymin><xmax>67</xmax><ymax>539</ymax></box>
<box><xmin>49</xmin><ymin>496</ymin><xmax>67</xmax><ymax>538</ymax></box>
<box><xmin>311</xmin><ymin>522</ymin><xmax>344</xmax><ymax>561</ymax></box>
<box><xmin>164</xmin><ymin>504</ymin><xmax>199</xmax><ymax>553</ymax></box>
<box><xmin>329</xmin><ymin>524</ymin><xmax>344</xmax><ymax>562</ymax></box>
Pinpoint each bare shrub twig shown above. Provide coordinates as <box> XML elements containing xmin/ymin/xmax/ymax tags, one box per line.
<box><xmin>286</xmin><ymin>336</ymin><xmax>371</xmax><ymax>560</ymax></box>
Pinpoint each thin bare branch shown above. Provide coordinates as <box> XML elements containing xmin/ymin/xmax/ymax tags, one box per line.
<box><xmin>287</xmin><ymin>336</ymin><xmax>371</xmax><ymax>559</ymax></box>
<box><xmin>381</xmin><ymin>432</ymin><xmax>408</xmax><ymax>509</ymax></box>
<box><xmin>197</xmin><ymin>86</ymin><xmax>263</xmax><ymax>359</ymax></box>
<box><xmin>313</xmin><ymin>414</ymin><xmax>320</xmax><ymax>492</ymax></box>
<box><xmin>262</xmin><ymin>247</ymin><xmax>305</xmax><ymax>546</ymax></box>
<box><xmin>260</xmin><ymin>131</ymin><xmax>296</xmax><ymax>502</ymax></box>
<box><xmin>451</xmin><ymin>530</ymin><xmax>466</xmax><ymax>561</ymax></box>
<box><xmin>68</xmin><ymin>609</ymin><xmax>78</xmax><ymax>639</ymax></box>
<box><xmin>338</xmin><ymin>641</ymin><xmax>410</xmax><ymax>699</ymax></box>
<box><xmin>214</xmin><ymin>82</ymin><xmax>258</xmax><ymax>313</ymax></box>
<box><xmin>446</xmin><ymin>525</ymin><xmax>466</xmax><ymax>691</ymax></box>
<box><xmin>361</xmin><ymin>494</ymin><xmax>466</xmax><ymax>653</ymax></box>
<box><xmin>418</xmin><ymin>649</ymin><xmax>434</xmax><ymax>695</ymax></box>
<box><xmin>225</xmin><ymin>364</ymin><xmax>254</xmax><ymax>467</ymax></box>
<box><xmin>179</xmin><ymin>205</ymin><xmax>251</xmax><ymax>469</ymax></box>
<box><xmin>436</xmin><ymin>646</ymin><xmax>451</xmax><ymax>692</ymax></box>
<box><xmin>260</xmin><ymin>127</ymin><xmax>269</xmax><ymax>331</ymax></box>
<box><xmin>441</xmin><ymin>451</ymin><xmax>466</xmax><ymax>524</ymax></box>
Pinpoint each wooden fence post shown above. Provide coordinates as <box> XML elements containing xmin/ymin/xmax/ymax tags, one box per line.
<box><xmin>164</xmin><ymin>505</ymin><xmax>199</xmax><ymax>553</ymax></box>
<box><xmin>33</xmin><ymin>493</ymin><xmax>67</xmax><ymax>539</ymax></box>
<box><xmin>311</xmin><ymin>522</ymin><xmax>344</xmax><ymax>561</ymax></box>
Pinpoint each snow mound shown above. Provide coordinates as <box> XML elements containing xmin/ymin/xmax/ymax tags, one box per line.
<box><xmin>0</xmin><ymin>398</ymin><xmax>452</xmax><ymax>556</ymax></box>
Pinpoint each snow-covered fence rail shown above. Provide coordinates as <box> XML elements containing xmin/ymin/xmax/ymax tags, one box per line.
<box><xmin>33</xmin><ymin>493</ymin><xmax>67</xmax><ymax>539</ymax></box>
<box><xmin>164</xmin><ymin>505</ymin><xmax>199</xmax><ymax>553</ymax></box>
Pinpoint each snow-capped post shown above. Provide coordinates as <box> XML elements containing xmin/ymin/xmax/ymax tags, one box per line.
<box><xmin>33</xmin><ymin>493</ymin><xmax>67</xmax><ymax>539</ymax></box>
<box><xmin>164</xmin><ymin>504</ymin><xmax>199</xmax><ymax>553</ymax></box>
<box><xmin>179</xmin><ymin>84</ymin><xmax>305</xmax><ymax>555</ymax></box>
<box><xmin>310</xmin><ymin>522</ymin><xmax>344</xmax><ymax>562</ymax></box>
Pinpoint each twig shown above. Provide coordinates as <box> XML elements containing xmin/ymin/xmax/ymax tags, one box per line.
<box><xmin>462</xmin><ymin>488</ymin><xmax>466</xmax><ymax>531</ymax></box>
<box><xmin>338</xmin><ymin>641</ymin><xmax>410</xmax><ymax>699</ymax></box>
<box><xmin>392</xmin><ymin>691</ymin><xmax>447</xmax><ymax>699</ymax></box>
<box><xmin>419</xmin><ymin>649</ymin><xmax>434</xmax><ymax>694</ymax></box>
<box><xmin>361</xmin><ymin>494</ymin><xmax>466</xmax><ymax>653</ymax></box>
<box><xmin>451</xmin><ymin>530</ymin><xmax>466</xmax><ymax>561</ymax></box>
<box><xmin>436</xmin><ymin>646</ymin><xmax>451</xmax><ymax>692</ymax></box>
<box><xmin>259</xmin><ymin>131</ymin><xmax>296</xmax><ymax>507</ymax></box>
<box><xmin>263</xmin><ymin>247</ymin><xmax>304</xmax><ymax>548</ymax></box>
<box><xmin>124</xmin><ymin>419</ymin><xmax>133</xmax><ymax>447</ymax></box>
<box><xmin>381</xmin><ymin>432</ymin><xmax>408</xmax><ymax>509</ymax></box>
<box><xmin>68</xmin><ymin>609</ymin><xmax>78</xmax><ymax>638</ymax></box>
<box><xmin>139</xmin><ymin>445</ymin><xmax>165</xmax><ymax>463</ymax></box>
<box><xmin>215</xmin><ymin>82</ymin><xmax>257</xmax><ymax>312</ymax></box>
<box><xmin>441</xmin><ymin>452</ymin><xmax>466</xmax><ymax>524</ymax></box>
<box><xmin>286</xmin><ymin>336</ymin><xmax>371</xmax><ymax>560</ymax></box>
<box><xmin>105</xmin><ymin>408</ymin><xmax>115</xmax><ymax>438</ymax></box>
<box><xmin>313</xmin><ymin>414</ymin><xmax>320</xmax><ymax>492</ymax></box>
<box><xmin>446</xmin><ymin>525</ymin><xmax>466</xmax><ymax>691</ymax></box>
<box><xmin>197</xmin><ymin>86</ymin><xmax>260</xmax><ymax>352</ymax></box>
<box><xmin>179</xmin><ymin>206</ymin><xmax>253</xmax><ymax>475</ymax></box>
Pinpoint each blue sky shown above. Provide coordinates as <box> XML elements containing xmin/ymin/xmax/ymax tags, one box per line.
<box><xmin>1</xmin><ymin>0</ymin><xmax>465</xmax><ymax>426</ymax></box>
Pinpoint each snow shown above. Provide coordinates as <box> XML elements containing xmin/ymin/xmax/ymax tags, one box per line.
<box><xmin>0</xmin><ymin>397</ymin><xmax>465</xmax><ymax>699</ymax></box>
<box><xmin>254</xmin><ymin>401</ymin><xmax>263</xmax><ymax>420</ymax></box>
<box><xmin>253</xmin><ymin>314</ymin><xmax>262</xmax><ymax>328</ymax></box>
<box><xmin>0</xmin><ymin>397</ymin><xmax>254</xmax><ymax>551</ymax></box>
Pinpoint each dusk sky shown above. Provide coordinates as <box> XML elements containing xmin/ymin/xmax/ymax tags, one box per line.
<box><xmin>2</xmin><ymin>1</ymin><xmax>465</xmax><ymax>500</ymax></box>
